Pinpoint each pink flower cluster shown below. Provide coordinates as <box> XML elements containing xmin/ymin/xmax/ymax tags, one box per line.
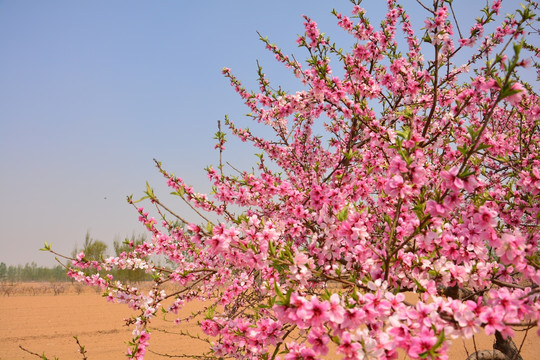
<box><xmin>54</xmin><ymin>0</ymin><xmax>540</xmax><ymax>359</ymax></box>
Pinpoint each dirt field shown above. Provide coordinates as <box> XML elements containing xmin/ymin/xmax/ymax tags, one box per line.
<box><xmin>0</xmin><ymin>282</ymin><xmax>209</xmax><ymax>360</ymax></box>
<box><xmin>0</xmin><ymin>282</ymin><xmax>538</xmax><ymax>359</ymax></box>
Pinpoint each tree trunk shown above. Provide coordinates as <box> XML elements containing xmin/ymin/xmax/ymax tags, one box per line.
<box><xmin>466</xmin><ymin>331</ymin><xmax>523</xmax><ymax>360</ymax></box>
<box><xmin>493</xmin><ymin>331</ymin><xmax>523</xmax><ymax>360</ymax></box>
<box><xmin>466</xmin><ymin>350</ymin><xmax>507</xmax><ymax>360</ymax></box>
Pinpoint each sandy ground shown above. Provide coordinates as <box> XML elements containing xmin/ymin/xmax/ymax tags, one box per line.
<box><xmin>0</xmin><ymin>283</ymin><xmax>538</xmax><ymax>359</ymax></box>
<box><xmin>0</xmin><ymin>283</ymin><xmax>209</xmax><ymax>360</ymax></box>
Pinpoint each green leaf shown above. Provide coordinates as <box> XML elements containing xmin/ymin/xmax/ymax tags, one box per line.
<box><xmin>131</xmin><ymin>195</ymin><xmax>150</xmax><ymax>203</ymax></box>
<box><xmin>396</xmin><ymin>126</ymin><xmax>411</xmax><ymax>139</ymax></box>
<box><xmin>145</xmin><ymin>181</ymin><xmax>155</xmax><ymax>199</ymax></box>
<box><xmin>274</xmin><ymin>282</ymin><xmax>285</xmax><ymax>302</ymax></box>
<box><xmin>500</xmin><ymin>86</ymin><xmax>522</xmax><ymax>99</ymax></box>
<box><xmin>433</xmin><ymin>328</ymin><xmax>446</xmax><ymax>350</ymax></box>
<box><xmin>476</xmin><ymin>144</ymin><xmax>492</xmax><ymax>150</ymax></box>
<box><xmin>337</xmin><ymin>206</ymin><xmax>349</xmax><ymax>222</ymax></box>
<box><xmin>268</xmin><ymin>240</ymin><xmax>276</xmax><ymax>256</ymax></box>
<box><xmin>513</xmin><ymin>42</ymin><xmax>522</xmax><ymax>56</ymax></box>
<box><xmin>205</xmin><ymin>304</ymin><xmax>216</xmax><ymax>319</ymax></box>
<box><xmin>412</xmin><ymin>278</ymin><xmax>427</xmax><ymax>292</ymax></box>
<box><xmin>457</xmin><ymin>145</ymin><xmax>468</xmax><ymax>155</ymax></box>
<box><xmin>466</xmin><ymin>125</ymin><xmax>477</xmax><ymax>140</ymax></box>
<box><xmin>351</xmin><ymin>286</ymin><xmax>359</xmax><ymax>302</ymax></box>
<box><xmin>171</xmin><ymin>186</ymin><xmax>185</xmax><ymax>197</ymax></box>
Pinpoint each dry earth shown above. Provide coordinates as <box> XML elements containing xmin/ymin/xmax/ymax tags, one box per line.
<box><xmin>0</xmin><ymin>282</ymin><xmax>538</xmax><ymax>359</ymax></box>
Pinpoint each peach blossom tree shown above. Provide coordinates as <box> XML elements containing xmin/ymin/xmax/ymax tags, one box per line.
<box><xmin>45</xmin><ymin>0</ymin><xmax>539</xmax><ymax>359</ymax></box>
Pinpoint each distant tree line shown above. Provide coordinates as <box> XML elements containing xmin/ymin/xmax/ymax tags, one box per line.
<box><xmin>0</xmin><ymin>232</ymin><xmax>152</xmax><ymax>283</ymax></box>
<box><xmin>0</xmin><ymin>262</ymin><xmax>67</xmax><ymax>282</ymax></box>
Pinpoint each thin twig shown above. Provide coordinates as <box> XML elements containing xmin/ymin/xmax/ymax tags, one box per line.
<box><xmin>74</xmin><ymin>336</ymin><xmax>88</xmax><ymax>360</ymax></box>
<box><xmin>19</xmin><ymin>345</ymin><xmax>54</xmax><ymax>359</ymax></box>
<box><xmin>148</xmin><ymin>349</ymin><xmax>224</xmax><ymax>359</ymax></box>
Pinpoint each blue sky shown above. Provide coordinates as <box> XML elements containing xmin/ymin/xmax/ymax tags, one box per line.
<box><xmin>0</xmin><ymin>1</ymin><xmax>366</xmax><ymax>266</ymax></box>
<box><xmin>0</xmin><ymin>1</ymin><xmax>531</xmax><ymax>266</ymax></box>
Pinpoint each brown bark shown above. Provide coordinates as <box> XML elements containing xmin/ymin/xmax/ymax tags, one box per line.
<box><xmin>466</xmin><ymin>331</ymin><xmax>523</xmax><ymax>360</ymax></box>
<box><xmin>466</xmin><ymin>349</ymin><xmax>507</xmax><ymax>360</ymax></box>
<box><xmin>493</xmin><ymin>331</ymin><xmax>523</xmax><ymax>360</ymax></box>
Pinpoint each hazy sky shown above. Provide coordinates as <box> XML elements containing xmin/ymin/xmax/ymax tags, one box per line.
<box><xmin>0</xmin><ymin>1</ymin><xmax>532</xmax><ymax>266</ymax></box>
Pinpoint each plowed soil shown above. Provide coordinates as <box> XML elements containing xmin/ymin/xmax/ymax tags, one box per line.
<box><xmin>0</xmin><ymin>283</ymin><xmax>538</xmax><ymax>359</ymax></box>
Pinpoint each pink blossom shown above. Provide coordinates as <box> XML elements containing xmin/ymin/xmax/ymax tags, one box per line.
<box><xmin>492</xmin><ymin>0</ymin><xmax>502</xmax><ymax>14</ymax></box>
<box><xmin>478</xmin><ymin>307</ymin><xmax>505</xmax><ymax>335</ymax></box>
<box><xmin>337</xmin><ymin>332</ymin><xmax>361</xmax><ymax>358</ymax></box>
<box><xmin>341</xmin><ymin>307</ymin><xmax>364</xmax><ymax>330</ymax></box>
<box><xmin>298</xmin><ymin>297</ymin><xmax>330</xmax><ymax>328</ymax></box>
<box><xmin>473</xmin><ymin>205</ymin><xmax>497</xmax><ymax>229</ymax></box>
<box><xmin>454</xmin><ymin>305</ymin><xmax>481</xmax><ymax>338</ymax></box>
<box><xmin>506</xmin><ymin>82</ymin><xmax>525</xmax><ymax>106</ymax></box>
<box><xmin>384</xmin><ymin>174</ymin><xmax>412</xmax><ymax>198</ymax></box>
<box><xmin>389</xmin><ymin>156</ymin><xmax>408</xmax><ymax>174</ymax></box>
<box><xmin>407</xmin><ymin>327</ymin><xmax>438</xmax><ymax>359</ymax></box>
<box><xmin>307</xmin><ymin>327</ymin><xmax>330</xmax><ymax>355</ymax></box>
<box><xmin>440</xmin><ymin>166</ymin><xmax>464</xmax><ymax>192</ymax></box>
<box><xmin>327</xmin><ymin>293</ymin><xmax>345</xmax><ymax>324</ymax></box>
<box><xmin>426</xmin><ymin>199</ymin><xmax>448</xmax><ymax>217</ymax></box>
<box><xmin>495</xmin><ymin>233</ymin><xmax>525</xmax><ymax>265</ymax></box>
<box><xmin>201</xmin><ymin>320</ymin><xmax>220</xmax><ymax>337</ymax></box>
